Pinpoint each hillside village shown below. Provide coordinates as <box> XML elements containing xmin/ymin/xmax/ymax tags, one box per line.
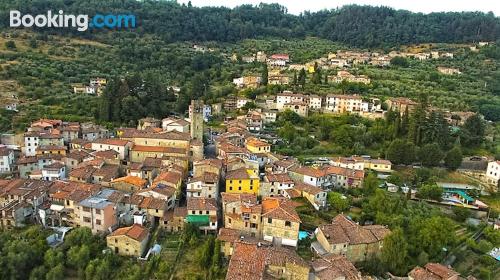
<box><xmin>0</xmin><ymin>78</ymin><xmax>498</xmax><ymax>279</ymax></box>
<box><xmin>0</xmin><ymin>1</ymin><xmax>498</xmax><ymax>278</ymax></box>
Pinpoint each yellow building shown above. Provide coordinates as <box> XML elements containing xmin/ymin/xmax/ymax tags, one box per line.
<box><xmin>225</xmin><ymin>167</ymin><xmax>260</xmax><ymax>195</ymax></box>
<box><xmin>261</xmin><ymin>197</ymin><xmax>301</xmax><ymax>247</ymax></box>
<box><xmin>366</xmin><ymin>159</ymin><xmax>392</xmax><ymax>173</ymax></box>
<box><xmin>130</xmin><ymin>145</ymin><xmax>188</xmax><ymax>163</ymax></box>
<box><xmin>107</xmin><ymin>224</ymin><xmax>150</xmax><ymax>257</ymax></box>
<box><xmin>245</xmin><ymin>137</ymin><xmax>271</xmax><ymax>154</ymax></box>
<box><xmin>36</xmin><ymin>145</ymin><xmax>67</xmax><ymax>156</ymax></box>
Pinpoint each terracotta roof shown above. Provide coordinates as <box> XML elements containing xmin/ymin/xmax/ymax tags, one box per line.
<box><xmin>194</xmin><ymin>158</ymin><xmax>223</xmax><ymax>169</ymax></box>
<box><xmin>425</xmin><ymin>263</ymin><xmax>460</xmax><ymax>279</ymax></box>
<box><xmin>261</xmin><ymin>197</ymin><xmax>300</xmax><ymax>223</ymax></box>
<box><xmin>69</xmin><ymin>166</ymin><xmax>95</xmax><ymax>180</ymax></box>
<box><xmin>65</xmin><ymin>150</ymin><xmax>92</xmax><ymax>161</ymax></box>
<box><xmin>120</xmin><ymin>129</ymin><xmax>190</xmax><ymax>141</ymax></box>
<box><xmin>225</xmin><ymin>243</ymin><xmax>266</xmax><ymax>280</ymax></box>
<box><xmin>265</xmin><ymin>172</ymin><xmax>293</xmax><ymax>183</ymax></box>
<box><xmin>37</xmin><ymin>145</ymin><xmax>66</xmax><ymax>151</ymax></box>
<box><xmin>111</xmin><ymin>175</ymin><xmax>148</xmax><ymax>187</ymax></box>
<box><xmin>187</xmin><ymin>197</ymin><xmax>217</xmax><ymax>211</ymax></box>
<box><xmin>312</xmin><ymin>254</ymin><xmax>361</xmax><ymax>280</ymax></box>
<box><xmin>139</xmin><ymin>196</ymin><xmax>167</xmax><ymax>210</ymax></box>
<box><xmin>246</xmin><ymin>137</ymin><xmax>270</xmax><ymax>148</ymax></box>
<box><xmin>92</xmin><ymin>164</ymin><xmax>120</xmax><ymax>181</ymax></box>
<box><xmin>318</xmin><ymin>214</ymin><xmax>390</xmax><ymax>245</ymax></box>
<box><xmin>109</xmin><ymin>224</ymin><xmax>149</xmax><ymax>242</ymax></box>
<box><xmin>92</xmin><ymin>149</ymin><xmax>119</xmax><ymax>159</ymax></box>
<box><xmin>189</xmin><ymin>172</ymin><xmax>219</xmax><ymax>184</ymax></box>
<box><xmin>221</xmin><ymin>193</ymin><xmax>258</xmax><ymax>204</ymax></box>
<box><xmin>17</xmin><ymin>157</ymin><xmax>38</xmax><ymax>164</ymax></box>
<box><xmin>132</xmin><ymin>145</ymin><xmax>186</xmax><ymax>154</ymax></box>
<box><xmin>294</xmin><ymin>182</ymin><xmax>324</xmax><ymax>195</ymax></box>
<box><xmin>153</xmin><ymin>171</ymin><xmax>182</xmax><ymax>186</ymax></box>
<box><xmin>292</xmin><ymin>166</ymin><xmax>326</xmax><ymax>178</ymax></box>
<box><xmin>136</xmin><ymin>184</ymin><xmax>176</xmax><ymax>197</ymax></box>
<box><xmin>226</xmin><ymin>168</ymin><xmax>257</xmax><ymax>180</ymax></box>
<box><xmin>93</xmin><ymin>138</ymin><xmax>131</xmax><ymax>146</ymax></box>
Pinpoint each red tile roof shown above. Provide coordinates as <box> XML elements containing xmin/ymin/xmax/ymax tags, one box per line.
<box><xmin>109</xmin><ymin>224</ymin><xmax>149</xmax><ymax>242</ymax></box>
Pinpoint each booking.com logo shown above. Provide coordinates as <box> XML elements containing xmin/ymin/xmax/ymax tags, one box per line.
<box><xmin>9</xmin><ymin>10</ymin><xmax>136</xmax><ymax>31</ymax></box>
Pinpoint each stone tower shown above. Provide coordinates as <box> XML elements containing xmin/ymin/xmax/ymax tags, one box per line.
<box><xmin>190</xmin><ymin>100</ymin><xmax>204</xmax><ymax>141</ymax></box>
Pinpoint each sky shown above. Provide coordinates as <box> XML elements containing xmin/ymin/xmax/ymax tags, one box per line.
<box><xmin>176</xmin><ymin>0</ymin><xmax>499</xmax><ymax>16</ymax></box>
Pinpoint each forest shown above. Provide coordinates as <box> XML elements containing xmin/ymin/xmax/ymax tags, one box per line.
<box><xmin>0</xmin><ymin>0</ymin><xmax>498</xmax><ymax>48</ymax></box>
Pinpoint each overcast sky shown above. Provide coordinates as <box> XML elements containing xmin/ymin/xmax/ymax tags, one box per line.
<box><xmin>177</xmin><ymin>0</ymin><xmax>499</xmax><ymax>15</ymax></box>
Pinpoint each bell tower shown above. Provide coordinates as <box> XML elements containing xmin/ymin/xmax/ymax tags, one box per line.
<box><xmin>190</xmin><ymin>99</ymin><xmax>204</xmax><ymax>141</ymax></box>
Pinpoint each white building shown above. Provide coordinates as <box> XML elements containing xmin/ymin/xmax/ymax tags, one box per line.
<box><xmin>91</xmin><ymin>138</ymin><xmax>132</xmax><ymax>160</ymax></box>
<box><xmin>24</xmin><ymin>133</ymin><xmax>39</xmax><ymax>156</ymax></box>
<box><xmin>325</xmin><ymin>95</ymin><xmax>364</xmax><ymax>113</ymax></box>
<box><xmin>0</xmin><ymin>147</ymin><xmax>14</xmax><ymax>173</ymax></box>
<box><xmin>186</xmin><ymin>172</ymin><xmax>219</xmax><ymax>200</ymax></box>
<box><xmin>308</xmin><ymin>95</ymin><xmax>322</xmax><ymax>110</ymax></box>
<box><xmin>236</xmin><ymin>97</ymin><xmax>250</xmax><ymax>109</ymax></box>
<box><xmin>41</xmin><ymin>162</ymin><xmax>66</xmax><ymax>181</ymax></box>
<box><xmin>486</xmin><ymin>161</ymin><xmax>500</xmax><ymax>186</ymax></box>
<box><xmin>162</xmin><ymin>117</ymin><xmax>190</xmax><ymax>133</ymax></box>
<box><xmin>276</xmin><ymin>92</ymin><xmax>306</xmax><ymax>110</ymax></box>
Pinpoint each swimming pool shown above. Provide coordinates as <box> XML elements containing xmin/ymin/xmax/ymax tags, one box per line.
<box><xmin>299</xmin><ymin>231</ymin><xmax>309</xmax><ymax>240</ymax></box>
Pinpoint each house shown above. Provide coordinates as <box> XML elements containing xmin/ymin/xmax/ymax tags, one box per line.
<box><xmin>276</xmin><ymin>92</ymin><xmax>307</xmax><ymax>110</ymax></box>
<box><xmin>186</xmin><ymin>197</ymin><xmax>218</xmax><ymax>233</ymax></box>
<box><xmin>186</xmin><ymin>172</ymin><xmax>219</xmax><ymax>200</ymax></box>
<box><xmin>41</xmin><ymin>162</ymin><xmax>66</xmax><ymax>181</ymax></box>
<box><xmin>486</xmin><ymin>161</ymin><xmax>500</xmax><ymax>186</ymax></box>
<box><xmin>221</xmin><ymin>193</ymin><xmax>262</xmax><ymax>238</ymax></box>
<box><xmin>245</xmin><ymin>137</ymin><xmax>271</xmax><ymax>154</ymax></box>
<box><xmin>245</xmin><ymin>111</ymin><xmax>263</xmax><ymax>132</ymax></box>
<box><xmin>308</xmin><ymin>95</ymin><xmax>323</xmax><ymax>110</ymax></box>
<box><xmin>225</xmin><ymin>242</ymin><xmax>310</xmax><ymax>280</ymax></box>
<box><xmin>268</xmin><ymin>71</ymin><xmax>290</xmax><ymax>85</ymax></box>
<box><xmin>386</xmin><ymin>97</ymin><xmax>418</xmax><ymax>113</ymax></box>
<box><xmin>107</xmin><ymin>224</ymin><xmax>150</xmax><ymax>257</ymax></box>
<box><xmin>137</xmin><ymin>117</ymin><xmax>161</xmax><ymax>130</ymax></box>
<box><xmin>233</xmin><ymin>75</ymin><xmax>262</xmax><ymax>89</ymax></box>
<box><xmin>63</xmin><ymin>150</ymin><xmax>93</xmax><ymax>171</ymax></box>
<box><xmin>267</xmin><ymin>53</ymin><xmax>290</xmax><ymax>67</ymax></box>
<box><xmin>313</xmin><ymin>214</ymin><xmax>391</xmax><ymax>263</ymax></box>
<box><xmin>408</xmin><ymin>263</ymin><xmax>460</xmax><ymax>280</ymax></box>
<box><xmin>0</xmin><ymin>147</ymin><xmax>14</xmax><ymax>173</ymax></box>
<box><xmin>325</xmin><ymin>95</ymin><xmax>364</xmax><ymax>113</ymax></box>
<box><xmin>162</xmin><ymin>117</ymin><xmax>190</xmax><ymax>133</ymax></box>
<box><xmin>91</xmin><ymin>138</ymin><xmax>133</xmax><ymax>160</ymax></box>
<box><xmin>283</xmin><ymin>101</ymin><xmax>309</xmax><ymax>117</ymax></box>
<box><xmin>437</xmin><ymin>67</ymin><xmax>461</xmax><ymax>75</ymax></box>
<box><xmin>36</xmin><ymin>145</ymin><xmax>67</xmax><ymax>156</ymax></box>
<box><xmin>193</xmin><ymin>158</ymin><xmax>224</xmax><ymax>178</ymax></box>
<box><xmin>366</xmin><ymin>159</ymin><xmax>392</xmax><ymax>173</ymax></box>
<box><xmin>226</xmin><ymin>168</ymin><xmax>260</xmax><ymax>195</ymax></box>
<box><xmin>161</xmin><ymin>206</ymin><xmax>187</xmax><ymax>232</ymax></box>
<box><xmin>263</xmin><ymin>109</ymin><xmax>278</xmax><ymax>124</ymax></box>
<box><xmin>152</xmin><ymin>170</ymin><xmax>183</xmax><ymax>193</ymax></box>
<box><xmin>74</xmin><ymin>189</ymin><xmax>117</xmax><ymax>234</ymax></box>
<box><xmin>110</xmin><ymin>175</ymin><xmax>148</xmax><ymax>193</ymax></box>
<box><xmin>292</xmin><ymin>182</ymin><xmax>327</xmax><ymax>210</ymax></box>
<box><xmin>217</xmin><ymin>227</ymin><xmax>266</xmax><ymax>257</ymax></box>
<box><xmin>289</xmin><ymin>166</ymin><xmax>328</xmax><ymax>188</ymax></box>
<box><xmin>260</xmin><ymin>172</ymin><xmax>295</xmax><ymax>197</ymax></box>
<box><xmin>328</xmin><ymin>71</ymin><xmax>370</xmax><ymax>84</ymax></box>
<box><xmin>261</xmin><ymin>197</ymin><xmax>301</xmax><ymax>247</ymax></box>
<box><xmin>330</xmin><ymin>157</ymin><xmax>365</xmax><ymax>171</ymax></box>
<box><xmin>236</xmin><ymin>97</ymin><xmax>250</xmax><ymax>109</ymax></box>
<box><xmin>311</xmin><ymin>254</ymin><xmax>362</xmax><ymax>280</ymax></box>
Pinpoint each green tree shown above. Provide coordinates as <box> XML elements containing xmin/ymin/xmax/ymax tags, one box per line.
<box><xmin>298</xmin><ymin>68</ymin><xmax>306</xmax><ymax>88</ymax></box>
<box><xmin>452</xmin><ymin>207</ymin><xmax>471</xmax><ymax>222</ymax></box>
<box><xmin>261</xmin><ymin>64</ymin><xmax>268</xmax><ymax>86</ymax></box>
<box><xmin>327</xmin><ymin>192</ymin><xmax>349</xmax><ymax>212</ymax></box>
<box><xmin>418</xmin><ymin>143</ymin><xmax>443</xmax><ymax>167</ymax></box>
<box><xmin>444</xmin><ymin>146</ymin><xmax>463</xmax><ymax>170</ymax></box>
<box><xmin>381</xmin><ymin>228</ymin><xmax>408</xmax><ymax>275</ymax></box>
<box><xmin>386</xmin><ymin>139</ymin><xmax>416</xmax><ymax>165</ymax></box>
<box><xmin>363</xmin><ymin>172</ymin><xmax>378</xmax><ymax>195</ymax></box>
<box><xmin>390</xmin><ymin>56</ymin><xmax>409</xmax><ymax>67</ymax></box>
<box><xmin>417</xmin><ymin>184</ymin><xmax>443</xmax><ymax>201</ymax></box>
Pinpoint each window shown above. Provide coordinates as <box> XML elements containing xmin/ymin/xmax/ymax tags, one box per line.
<box><xmin>229</xmin><ymin>187</ymin><xmax>233</xmax><ymax>191</ymax></box>
<box><xmin>228</xmin><ymin>218</ymin><xmax>232</xmax><ymax>224</ymax></box>
<box><xmin>285</xmin><ymin>221</ymin><xmax>291</xmax><ymax>227</ymax></box>
<box><xmin>192</xmin><ymin>211</ymin><xmax>195</xmax><ymax>214</ymax></box>
<box><xmin>95</xmin><ymin>209</ymin><xmax>101</xmax><ymax>215</ymax></box>
<box><xmin>199</xmin><ymin>211</ymin><xmax>202</xmax><ymax>214</ymax></box>
<box><xmin>82</xmin><ymin>206</ymin><xmax>91</xmax><ymax>212</ymax></box>
<box><xmin>238</xmin><ymin>186</ymin><xmax>241</xmax><ymax>191</ymax></box>
<box><xmin>96</xmin><ymin>219</ymin><xmax>101</xmax><ymax>225</ymax></box>
<box><xmin>268</xmin><ymin>218</ymin><xmax>272</xmax><ymax>224</ymax></box>
<box><xmin>83</xmin><ymin>217</ymin><xmax>91</xmax><ymax>223</ymax></box>
<box><xmin>206</xmin><ymin>211</ymin><xmax>209</xmax><ymax>214</ymax></box>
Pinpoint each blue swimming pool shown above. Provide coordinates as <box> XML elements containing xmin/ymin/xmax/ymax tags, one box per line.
<box><xmin>299</xmin><ymin>231</ymin><xmax>309</xmax><ymax>240</ymax></box>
